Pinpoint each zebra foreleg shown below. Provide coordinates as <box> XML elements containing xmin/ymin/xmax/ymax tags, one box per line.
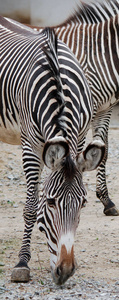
<box><xmin>11</xmin><ymin>147</ymin><xmax>42</xmax><ymax>282</ymax></box>
<box><xmin>11</xmin><ymin>192</ymin><xmax>38</xmax><ymax>282</ymax></box>
<box><xmin>92</xmin><ymin>109</ymin><xmax>119</xmax><ymax>216</ymax></box>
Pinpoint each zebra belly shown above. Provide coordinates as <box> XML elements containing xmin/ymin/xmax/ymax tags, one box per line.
<box><xmin>0</xmin><ymin>120</ymin><xmax>21</xmax><ymax>145</ymax></box>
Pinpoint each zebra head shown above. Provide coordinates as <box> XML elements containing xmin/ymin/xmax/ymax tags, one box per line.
<box><xmin>37</xmin><ymin>137</ymin><xmax>105</xmax><ymax>285</ymax></box>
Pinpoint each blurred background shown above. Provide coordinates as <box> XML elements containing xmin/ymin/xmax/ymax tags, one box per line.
<box><xmin>0</xmin><ymin>0</ymin><xmax>79</xmax><ymax>26</ymax></box>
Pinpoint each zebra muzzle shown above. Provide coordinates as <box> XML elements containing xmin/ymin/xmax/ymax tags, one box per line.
<box><xmin>52</xmin><ymin>244</ymin><xmax>76</xmax><ymax>285</ymax></box>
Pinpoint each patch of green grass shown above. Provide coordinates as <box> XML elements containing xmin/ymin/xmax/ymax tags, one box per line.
<box><xmin>7</xmin><ymin>200</ymin><xmax>15</xmax><ymax>206</ymax></box>
<box><xmin>39</xmin><ymin>279</ymin><xmax>44</xmax><ymax>285</ymax></box>
<box><xmin>0</xmin><ymin>250</ymin><xmax>5</xmax><ymax>255</ymax></box>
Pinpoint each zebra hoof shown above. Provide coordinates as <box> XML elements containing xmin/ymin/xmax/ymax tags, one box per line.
<box><xmin>11</xmin><ymin>261</ymin><xmax>30</xmax><ymax>282</ymax></box>
<box><xmin>11</xmin><ymin>267</ymin><xmax>30</xmax><ymax>282</ymax></box>
<box><xmin>104</xmin><ymin>205</ymin><xmax>119</xmax><ymax>216</ymax></box>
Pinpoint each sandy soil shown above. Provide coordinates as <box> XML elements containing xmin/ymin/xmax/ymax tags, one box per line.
<box><xmin>0</xmin><ymin>107</ymin><xmax>119</xmax><ymax>299</ymax></box>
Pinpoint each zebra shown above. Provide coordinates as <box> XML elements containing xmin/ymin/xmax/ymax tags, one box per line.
<box><xmin>31</xmin><ymin>0</ymin><xmax>119</xmax><ymax>216</ymax></box>
<box><xmin>1</xmin><ymin>16</ymin><xmax>105</xmax><ymax>284</ymax></box>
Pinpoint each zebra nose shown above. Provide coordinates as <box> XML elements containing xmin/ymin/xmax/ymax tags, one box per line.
<box><xmin>56</xmin><ymin>263</ymin><xmax>75</xmax><ymax>278</ymax></box>
<box><xmin>54</xmin><ymin>262</ymin><xmax>75</xmax><ymax>285</ymax></box>
<box><xmin>56</xmin><ymin>265</ymin><xmax>62</xmax><ymax>277</ymax></box>
<box><xmin>56</xmin><ymin>263</ymin><xmax>76</xmax><ymax>277</ymax></box>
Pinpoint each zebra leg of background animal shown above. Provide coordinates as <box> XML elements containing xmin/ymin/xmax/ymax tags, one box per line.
<box><xmin>92</xmin><ymin>108</ymin><xmax>119</xmax><ymax>216</ymax></box>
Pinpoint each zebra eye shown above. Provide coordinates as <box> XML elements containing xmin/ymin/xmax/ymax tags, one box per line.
<box><xmin>47</xmin><ymin>198</ymin><xmax>56</xmax><ymax>207</ymax></box>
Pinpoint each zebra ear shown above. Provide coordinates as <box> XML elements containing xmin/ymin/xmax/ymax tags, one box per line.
<box><xmin>43</xmin><ymin>137</ymin><xmax>69</xmax><ymax>169</ymax></box>
<box><xmin>77</xmin><ymin>140</ymin><xmax>105</xmax><ymax>172</ymax></box>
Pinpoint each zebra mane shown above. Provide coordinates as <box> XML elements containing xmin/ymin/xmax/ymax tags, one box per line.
<box><xmin>42</xmin><ymin>27</ymin><xmax>66</xmax><ymax>137</ymax></box>
<box><xmin>62</xmin><ymin>154</ymin><xmax>77</xmax><ymax>181</ymax></box>
<box><xmin>68</xmin><ymin>0</ymin><xmax>119</xmax><ymax>24</ymax></box>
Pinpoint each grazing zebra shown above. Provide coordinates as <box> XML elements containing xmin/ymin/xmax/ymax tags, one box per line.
<box><xmin>1</xmin><ymin>16</ymin><xmax>105</xmax><ymax>284</ymax></box>
<box><xmin>0</xmin><ymin>17</ymin><xmax>105</xmax><ymax>284</ymax></box>
<box><xmin>32</xmin><ymin>0</ymin><xmax>119</xmax><ymax>216</ymax></box>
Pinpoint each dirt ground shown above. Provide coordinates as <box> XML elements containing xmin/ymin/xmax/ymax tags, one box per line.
<box><xmin>0</xmin><ymin>106</ymin><xmax>119</xmax><ymax>299</ymax></box>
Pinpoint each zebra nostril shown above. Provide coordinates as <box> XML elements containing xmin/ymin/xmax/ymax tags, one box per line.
<box><xmin>71</xmin><ymin>264</ymin><xmax>75</xmax><ymax>274</ymax></box>
<box><xmin>56</xmin><ymin>266</ymin><xmax>62</xmax><ymax>277</ymax></box>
